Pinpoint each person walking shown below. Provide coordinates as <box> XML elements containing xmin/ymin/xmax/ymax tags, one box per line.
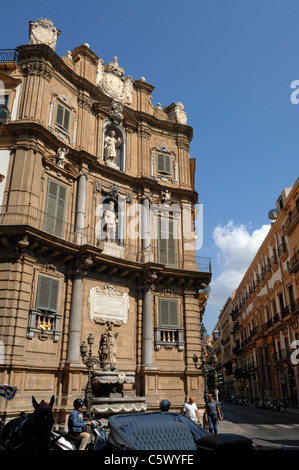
<box><xmin>183</xmin><ymin>396</ymin><xmax>201</xmax><ymax>425</ymax></box>
<box><xmin>204</xmin><ymin>393</ymin><xmax>222</xmax><ymax>434</ymax></box>
<box><xmin>68</xmin><ymin>398</ymin><xmax>92</xmax><ymax>450</ymax></box>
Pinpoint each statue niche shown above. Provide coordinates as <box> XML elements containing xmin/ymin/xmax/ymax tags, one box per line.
<box><xmin>103</xmin><ymin>123</ymin><xmax>125</xmax><ymax>171</ymax></box>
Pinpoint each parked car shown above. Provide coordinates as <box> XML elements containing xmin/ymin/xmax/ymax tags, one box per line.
<box><xmin>107</xmin><ymin>411</ymin><xmax>253</xmax><ymax>451</ymax></box>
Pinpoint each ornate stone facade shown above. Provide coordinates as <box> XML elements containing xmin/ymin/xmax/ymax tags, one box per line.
<box><xmin>213</xmin><ymin>179</ymin><xmax>299</xmax><ymax>408</ymax></box>
<box><xmin>0</xmin><ymin>20</ymin><xmax>211</xmax><ymax>424</ymax></box>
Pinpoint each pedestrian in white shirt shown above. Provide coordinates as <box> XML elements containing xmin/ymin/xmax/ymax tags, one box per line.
<box><xmin>183</xmin><ymin>396</ymin><xmax>201</xmax><ymax>425</ymax></box>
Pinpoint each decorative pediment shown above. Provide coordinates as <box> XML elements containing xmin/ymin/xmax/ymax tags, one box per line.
<box><xmin>42</xmin><ymin>152</ymin><xmax>80</xmax><ymax>180</ymax></box>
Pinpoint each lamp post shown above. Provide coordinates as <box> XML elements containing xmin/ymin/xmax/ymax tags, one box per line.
<box><xmin>193</xmin><ymin>329</ymin><xmax>219</xmax><ymax>403</ymax></box>
<box><xmin>80</xmin><ymin>333</ymin><xmax>101</xmax><ymax>418</ymax></box>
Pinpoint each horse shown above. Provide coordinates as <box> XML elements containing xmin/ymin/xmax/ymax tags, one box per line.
<box><xmin>0</xmin><ymin>395</ymin><xmax>55</xmax><ymax>450</ymax></box>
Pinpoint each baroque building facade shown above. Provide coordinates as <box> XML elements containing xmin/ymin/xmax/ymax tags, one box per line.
<box><xmin>0</xmin><ymin>19</ymin><xmax>211</xmax><ymax>423</ymax></box>
<box><xmin>212</xmin><ymin>178</ymin><xmax>299</xmax><ymax>408</ymax></box>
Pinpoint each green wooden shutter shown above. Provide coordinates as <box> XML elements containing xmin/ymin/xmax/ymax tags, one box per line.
<box><xmin>36</xmin><ymin>276</ymin><xmax>59</xmax><ymax>313</ymax></box>
<box><xmin>55</xmin><ymin>103</ymin><xmax>70</xmax><ymax>132</ymax></box>
<box><xmin>158</xmin><ymin>218</ymin><xmax>177</xmax><ymax>266</ymax></box>
<box><xmin>159</xmin><ymin>299</ymin><xmax>178</xmax><ymax>327</ymax></box>
<box><xmin>156</xmin><ymin>153</ymin><xmax>172</xmax><ymax>175</ymax></box>
<box><xmin>167</xmin><ymin>219</ymin><xmax>177</xmax><ymax>266</ymax></box>
<box><xmin>44</xmin><ymin>180</ymin><xmax>67</xmax><ymax>237</ymax></box>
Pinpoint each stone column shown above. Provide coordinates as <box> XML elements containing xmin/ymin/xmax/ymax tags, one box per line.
<box><xmin>141</xmin><ymin>197</ymin><xmax>152</xmax><ymax>263</ymax></box>
<box><xmin>142</xmin><ymin>271</ymin><xmax>157</xmax><ymax>370</ymax></box>
<box><xmin>66</xmin><ymin>269</ymin><xmax>83</xmax><ymax>365</ymax></box>
<box><xmin>75</xmin><ymin>171</ymin><xmax>87</xmax><ymax>233</ymax></box>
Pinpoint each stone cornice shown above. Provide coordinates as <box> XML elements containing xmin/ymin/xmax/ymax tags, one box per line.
<box><xmin>16</xmin><ymin>44</ymin><xmax>193</xmax><ymax>141</ymax></box>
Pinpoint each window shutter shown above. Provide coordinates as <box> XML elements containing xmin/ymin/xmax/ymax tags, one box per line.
<box><xmin>159</xmin><ymin>299</ymin><xmax>169</xmax><ymax>326</ymax></box>
<box><xmin>156</xmin><ymin>153</ymin><xmax>172</xmax><ymax>175</ymax></box>
<box><xmin>159</xmin><ymin>299</ymin><xmax>179</xmax><ymax>327</ymax></box>
<box><xmin>36</xmin><ymin>276</ymin><xmax>59</xmax><ymax>313</ymax></box>
<box><xmin>55</xmin><ymin>103</ymin><xmax>70</xmax><ymax>132</ymax></box>
<box><xmin>63</xmin><ymin>109</ymin><xmax>70</xmax><ymax>131</ymax></box>
<box><xmin>44</xmin><ymin>180</ymin><xmax>67</xmax><ymax>237</ymax></box>
<box><xmin>55</xmin><ymin>104</ymin><xmax>64</xmax><ymax>128</ymax></box>
<box><xmin>36</xmin><ymin>276</ymin><xmax>51</xmax><ymax>310</ymax></box>
<box><xmin>49</xmin><ymin>279</ymin><xmax>59</xmax><ymax>312</ymax></box>
<box><xmin>158</xmin><ymin>218</ymin><xmax>177</xmax><ymax>266</ymax></box>
<box><xmin>167</xmin><ymin>220</ymin><xmax>177</xmax><ymax>266</ymax></box>
<box><xmin>169</xmin><ymin>300</ymin><xmax>179</xmax><ymax>327</ymax></box>
<box><xmin>164</xmin><ymin>155</ymin><xmax>171</xmax><ymax>175</ymax></box>
<box><xmin>156</xmin><ymin>154</ymin><xmax>165</xmax><ymax>173</ymax></box>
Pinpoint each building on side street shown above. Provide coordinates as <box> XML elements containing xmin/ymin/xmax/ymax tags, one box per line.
<box><xmin>0</xmin><ymin>19</ymin><xmax>211</xmax><ymax>425</ymax></box>
<box><xmin>211</xmin><ymin>177</ymin><xmax>299</xmax><ymax>408</ymax></box>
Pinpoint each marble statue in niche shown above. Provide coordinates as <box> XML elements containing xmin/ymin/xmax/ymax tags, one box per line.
<box><xmin>104</xmin><ymin>130</ymin><xmax>122</xmax><ymax>166</ymax></box>
<box><xmin>102</xmin><ymin>200</ymin><xmax>117</xmax><ymax>241</ymax></box>
<box><xmin>103</xmin><ymin>124</ymin><xmax>125</xmax><ymax>171</ymax></box>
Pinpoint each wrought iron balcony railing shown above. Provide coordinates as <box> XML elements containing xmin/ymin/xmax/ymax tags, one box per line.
<box><xmin>283</xmin><ymin>204</ymin><xmax>299</xmax><ymax>235</ymax></box>
<box><xmin>288</xmin><ymin>251</ymin><xmax>299</xmax><ymax>274</ymax></box>
<box><xmin>0</xmin><ymin>205</ymin><xmax>211</xmax><ymax>272</ymax></box>
<box><xmin>0</xmin><ymin>49</ymin><xmax>18</xmax><ymax>62</ymax></box>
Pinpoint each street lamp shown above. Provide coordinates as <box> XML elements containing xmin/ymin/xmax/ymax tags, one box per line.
<box><xmin>80</xmin><ymin>333</ymin><xmax>101</xmax><ymax>418</ymax></box>
<box><xmin>193</xmin><ymin>347</ymin><xmax>218</xmax><ymax>403</ymax></box>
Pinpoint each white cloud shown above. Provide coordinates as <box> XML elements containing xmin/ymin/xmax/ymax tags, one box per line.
<box><xmin>203</xmin><ymin>221</ymin><xmax>271</xmax><ymax>333</ymax></box>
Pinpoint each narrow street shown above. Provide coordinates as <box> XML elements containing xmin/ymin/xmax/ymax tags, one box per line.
<box><xmin>214</xmin><ymin>403</ymin><xmax>299</xmax><ymax>450</ymax></box>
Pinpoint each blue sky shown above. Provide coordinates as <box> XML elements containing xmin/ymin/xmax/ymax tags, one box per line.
<box><xmin>2</xmin><ymin>0</ymin><xmax>298</xmax><ymax>334</ymax></box>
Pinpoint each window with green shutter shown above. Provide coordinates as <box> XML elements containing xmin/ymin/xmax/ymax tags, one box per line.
<box><xmin>54</xmin><ymin>102</ymin><xmax>70</xmax><ymax>133</ymax></box>
<box><xmin>44</xmin><ymin>179</ymin><xmax>67</xmax><ymax>237</ymax></box>
<box><xmin>158</xmin><ymin>218</ymin><xmax>177</xmax><ymax>267</ymax></box>
<box><xmin>36</xmin><ymin>275</ymin><xmax>59</xmax><ymax>313</ymax></box>
<box><xmin>156</xmin><ymin>153</ymin><xmax>172</xmax><ymax>176</ymax></box>
<box><xmin>159</xmin><ymin>299</ymin><xmax>179</xmax><ymax>327</ymax></box>
<box><xmin>27</xmin><ymin>275</ymin><xmax>62</xmax><ymax>342</ymax></box>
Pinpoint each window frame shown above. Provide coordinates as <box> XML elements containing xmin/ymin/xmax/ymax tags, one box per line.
<box><xmin>54</xmin><ymin>102</ymin><xmax>71</xmax><ymax>133</ymax></box>
<box><xmin>156</xmin><ymin>152</ymin><xmax>172</xmax><ymax>176</ymax></box>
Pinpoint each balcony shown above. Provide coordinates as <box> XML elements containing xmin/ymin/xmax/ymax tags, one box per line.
<box><xmin>278</xmin><ymin>242</ymin><xmax>288</xmax><ymax>262</ymax></box>
<box><xmin>283</xmin><ymin>204</ymin><xmax>299</xmax><ymax>235</ymax></box>
<box><xmin>270</xmin><ymin>254</ymin><xmax>279</xmax><ymax>273</ymax></box>
<box><xmin>0</xmin><ymin>205</ymin><xmax>211</xmax><ymax>272</ymax></box>
<box><xmin>288</xmin><ymin>251</ymin><xmax>299</xmax><ymax>274</ymax></box>
<box><xmin>0</xmin><ymin>49</ymin><xmax>18</xmax><ymax>63</ymax></box>
<box><xmin>154</xmin><ymin>327</ymin><xmax>184</xmax><ymax>351</ymax></box>
<box><xmin>262</xmin><ymin>318</ymin><xmax>273</xmax><ymax>332</ymax></box>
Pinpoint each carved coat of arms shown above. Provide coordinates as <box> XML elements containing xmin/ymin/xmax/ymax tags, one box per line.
<box><xmin>96</xmin><ymin>56</ymin><xmax>133</xmax><ymax>104</ymax></box>
<box><xmin>29</xmin><ymin>18</ymin><xmax>61</xmax><ymax>51</ymax></box>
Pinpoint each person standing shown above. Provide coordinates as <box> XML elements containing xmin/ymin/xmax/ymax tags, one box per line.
<box><xmin>68</xmin><ymin>398</ymin><xmax>91</xmax><ymax>450</ymax></box>
<box><xmin>183</xmin><ymin>396</ymin><xmax>201</xmax><ymax>425</ymax></box>
<box><xmin>204</xmin><ymin>393</ymin><xmax>222</xmax><ymax>434</ymax></box>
